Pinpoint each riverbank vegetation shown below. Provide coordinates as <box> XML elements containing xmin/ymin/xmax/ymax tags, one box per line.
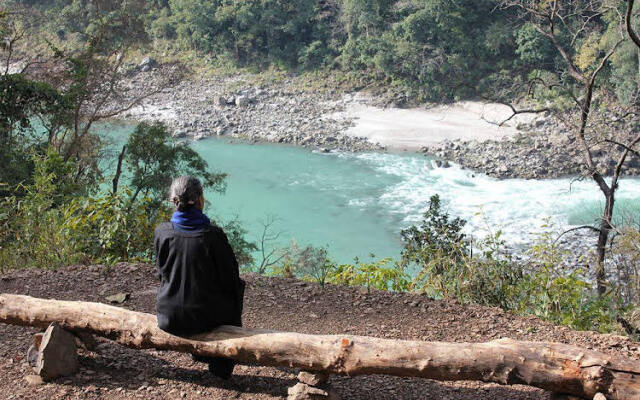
<box><xmin>2</xmin><ymin>0</ymin><xmax>640</xmax><ymax>338</ymax></box>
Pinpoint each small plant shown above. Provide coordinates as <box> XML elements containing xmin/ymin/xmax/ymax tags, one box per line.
<box><xmin>297</xmin><ymin>245</ymin><xmax>335</xmax><ymax>287</ymax></box>
<box><xmin>266</xmin><ymin>242</ymin><xmax>336</xmax><ymax>287</ymax></box>
<box><xmin>517</xmin><ymin>228</ymin><xmax>624</xmax><ymax>332</ymax></box>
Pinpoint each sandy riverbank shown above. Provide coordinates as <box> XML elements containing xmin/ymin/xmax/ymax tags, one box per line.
<box><xmin>337</xmin><ymin>98</ymin><xmax>537</xmax><ymax>151</ymax></box>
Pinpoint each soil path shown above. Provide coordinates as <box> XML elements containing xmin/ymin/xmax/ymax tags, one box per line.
<box><xmin>1</xmin><ymin>263</ymin><xmax>638</xmax><ymax>399</ymax></box>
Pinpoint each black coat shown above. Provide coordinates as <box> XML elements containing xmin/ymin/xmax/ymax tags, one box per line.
<box><xmin>154</xmin><ymin>222</ymin><xmax>244</xmax><ymax>336</ymax></box>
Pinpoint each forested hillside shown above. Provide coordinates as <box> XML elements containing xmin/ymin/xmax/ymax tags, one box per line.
<box><xmin>7</xmin><ymin>0</ymin><xmax>639</xmax><ymax>103</ymax></box>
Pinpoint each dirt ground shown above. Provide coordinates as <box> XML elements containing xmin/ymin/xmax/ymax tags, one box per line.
<box><xmin>1</xmin><ymin>263</ymin><xmax>639</xmax><ymax>400</ymax></box>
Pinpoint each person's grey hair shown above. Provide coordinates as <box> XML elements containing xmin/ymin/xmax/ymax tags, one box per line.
<box><xmin>169</xmin><ymin>176</ymin><xmax>203</xmax><ymax>211</ymax></box>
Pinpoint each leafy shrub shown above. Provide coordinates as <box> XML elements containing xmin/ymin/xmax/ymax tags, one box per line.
<box><xmin>266</xmin><ymin>242</ymin><xmax>335</xmax><ymax>286</ymax></box>
<box><xmin>0</xmin><ymin>148</ymin><xmax>170</xmax><ymax>270</ymax></box>
<box><xmin>0</xmin><ymin>149</ymin><xmax>86</xmax><ymax>271</ymax></box>
<box><xmin>401</xmin><ymin>194</ymin><xmax>468</xmax><ymax>270</ymax></box>
<box><xmin>401</xmin><ymin>195</ymin><xmax>626</xmax><ymax>333</ymax></box>
<box><xmin>516</xmin><ymin>229</ymin><xmax>623</xmax><ymax>332</ymax></box>
<box><xmin>64</xmin><ymin>189</ymin><xmax>171</xmax><ymax>264</ymax></box>
<box><xmin>409</xmin><ymin>228</ymin><xmax>522</xmax><ymax>310</ymax></box>
<box><xmin>296</xmin><ymin>245</ymin><xmax>334</xmax><ymax>287</ymax></box>
<box><xmin>329</xmin><ymin>256</ymin><xmax>410</xmax><ymax>293</ymax></box>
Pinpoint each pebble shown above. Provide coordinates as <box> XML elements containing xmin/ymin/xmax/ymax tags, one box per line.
<box><xmin>24</xmin><ymin>374</ymin><xmax>44</xmax><ymax>386</ymax></box>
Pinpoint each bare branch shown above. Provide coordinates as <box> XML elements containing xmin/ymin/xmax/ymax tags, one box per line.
<box><xmin>482</xmin><ymin>102</ymin><xmax>550</xmax><ymax>127</ymax></box>
<box><xmin>603</xmin><ymin>138</ymin><xmax>640</xmax><ymax>159</ymax></box>
<box><xmin>611</xmin><ymin>135</ymin><xmax>640</xmax><ymax>190</ymax></box>
<box><xmin>554</xmin><ymin>225</ymin><xmax>601</xmax><ymax>244</ymax></box>
<box><xmin>256</xmin><ymin>216</ymin><xmax>288</xmax><ymax>274</ymax></box>
<box><xmin>627</xmin><ymin>0</ymin><xmax>640</xmax><ymax>48</ymax></box>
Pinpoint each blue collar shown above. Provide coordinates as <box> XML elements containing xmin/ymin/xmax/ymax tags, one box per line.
<box><xmin>170</xmin><ymin>208</ymin><xmax>211</xmax><ymax>231</ymax></box>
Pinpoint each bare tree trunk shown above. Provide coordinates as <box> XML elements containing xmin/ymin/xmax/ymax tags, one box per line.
<box><xmin>596</xmin><ymin>192</ymin><xmax>614</xmax><ymax>295</ymax></box>
<box><xmin>112</xmin><ymin>145</ymin><xmax>126</xmax><ymax>194</ymax></box>
<box><xmin>1</xmin><ymin>294</ymin><xmax>640</xmax><ymax>399</ymax></box>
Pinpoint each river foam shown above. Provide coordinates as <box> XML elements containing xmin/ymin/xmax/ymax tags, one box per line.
<box><xmin>348</xmin><ymin>151</ymin><xmax>640</xmax><ymax>248</ymax></box>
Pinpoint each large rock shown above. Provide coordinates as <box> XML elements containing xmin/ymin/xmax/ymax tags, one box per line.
<box><xmin>34</xmin><ymin>323</ymin><xmax>79</xmax><ymax>381</ymax></box>
<box><xmin>139</xmin><ymin>56</ymin><xmax>157</xmax><ymax>72</ymax></box>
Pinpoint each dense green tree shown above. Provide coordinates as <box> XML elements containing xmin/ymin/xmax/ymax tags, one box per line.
<box><xmin>48</xmin><ymin>0</ymin><xmax>149</xmax><ymax>47</ymax></box>
<box><xmin>166</xmin><ymin>0</ymin><xmax>332</xmax><ymax>68</ymax></box>
<box><xmin>122</xmin><ymin>122</ymin><xmax>226</xmax><ymax>203</ymax></box>
<box><xmin>400</xmin><ymin>194</ymin><xmax>467</xmax><ymax>270</ymax></box>
<box><xmin>0</xmin><ymin>74</ymin><xmax>73</xmax><ymax>195</ymax></box>
<box><xmin>6</xmin><ymin>0</ymin><xmax>640</xmax><ymax>104</ymax></box>
<box><xmin>339</xmin><ymin>0</ymin><xmax>518</xmax><ymax>101</ymax></box>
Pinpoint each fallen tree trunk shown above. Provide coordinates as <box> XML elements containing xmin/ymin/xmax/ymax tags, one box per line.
<box><xmin>1</xmin><ymin>294</ymin><xmax>639</xmax><ymax>399</ymax></box>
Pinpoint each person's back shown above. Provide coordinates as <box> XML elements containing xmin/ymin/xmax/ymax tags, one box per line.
<box><xmin>155</xmin><ymin>222</ymin><xmax>243</xmax><ymax>334</ymax></box>
<box><xmin>154</xmin><ymin>176</ymin><xmax>244</xmax><ymax>379</ymax></box>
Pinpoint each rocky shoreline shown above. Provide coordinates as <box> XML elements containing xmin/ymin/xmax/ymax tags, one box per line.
<box><xmin>120</xmin><ymin>67</ymin><xmax>381</xmax><ymax>153</ymax></box>
<box><xmin>117</xmin><ymin>65</ymin><xmax>640</xmax><ymax>180</ymax></box>
<box><xmin>422</xmin><ymin>126</ymin><xmax>640</xmax><ymax>180</ymax></box>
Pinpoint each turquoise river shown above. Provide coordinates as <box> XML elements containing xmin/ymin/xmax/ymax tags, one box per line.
<box><xmin>105</xmin><ymin>122</ymin><xmax>640</xmax><ymax>264</ymax></box>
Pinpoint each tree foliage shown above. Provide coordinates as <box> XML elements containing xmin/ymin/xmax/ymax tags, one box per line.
<box><xmin>8</xmin><ymin>0</ymin><xmax>640</xmax><ymax>104</ymax></box>
<box><xmin>123</xmin><ymin>122</ymin><xmax>226</xmax><ymax>203</ymax></box>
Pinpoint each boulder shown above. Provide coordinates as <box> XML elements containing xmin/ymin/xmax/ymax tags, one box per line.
<box><xmin>139</xmin><ymin>56</ymin><xmax>157</xmax><ymax>72</ymax></box>
<box><xmin>235</xmin><ymin>95</ymin><xmax>250</xmax><ymax>107</ymax></box>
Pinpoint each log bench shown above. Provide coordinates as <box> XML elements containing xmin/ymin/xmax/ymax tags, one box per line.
<box><xmin>1</xmin><ymin>293</ymin><xmax>639</xmax><ymax>400</ymax></box>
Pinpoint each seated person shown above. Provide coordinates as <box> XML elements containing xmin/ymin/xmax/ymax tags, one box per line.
<box><xmin>154</xmin><ymin>176</ymin><xmax>245</xmax><ymax>379</ymax></box>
